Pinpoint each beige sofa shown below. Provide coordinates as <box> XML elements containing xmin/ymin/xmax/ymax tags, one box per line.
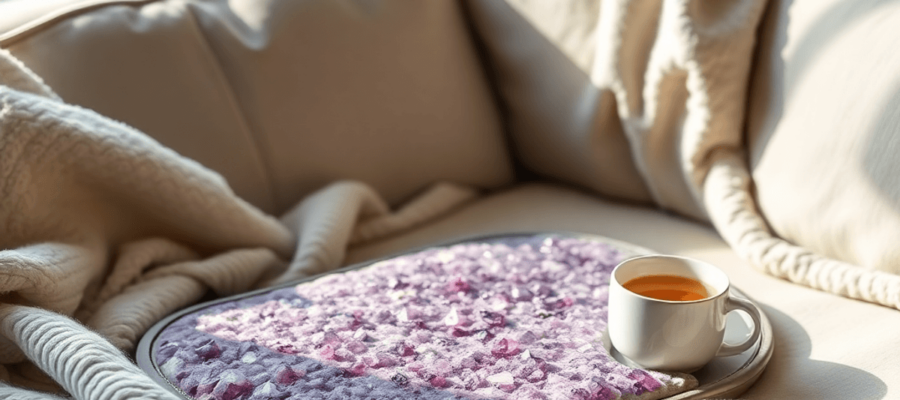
<box><xmin>1</xmin><ymin>0</ymin><xmax>898</xmax><ymax>398</ymax></box>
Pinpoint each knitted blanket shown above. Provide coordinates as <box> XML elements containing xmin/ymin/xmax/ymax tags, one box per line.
<box><xmin>0</xmin><ymin>49</ymin><xmax>477</xmax><ymax>399</ymax></box>
<box><xmin>4</xmin><ymin>0</ymin><xmax>900</xmax><ymax>397</ymax></box>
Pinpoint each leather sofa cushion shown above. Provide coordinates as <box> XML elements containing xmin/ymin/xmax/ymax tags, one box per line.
<box><xmin>346</xmin><ymin>183</ymin><xmax>900</xmax><ymax>400</ymax></box>
<box><xmin>747</xmin><ymin>0</ymin><xmax>900</xmax><ymax>274</ymax></box>
<box><xmin>4</xmin><ymin>0</ymin><xmax>514</xmax><ymax>214</ymax></box>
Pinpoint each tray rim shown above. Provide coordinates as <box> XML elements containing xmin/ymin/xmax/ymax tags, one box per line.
<box><xmin>135</xmin><ymin>231</ymin><xmax>773</xmax><ymax>400</ymax></box>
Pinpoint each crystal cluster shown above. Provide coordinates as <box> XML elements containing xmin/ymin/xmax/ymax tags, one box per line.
<box><xmin>154</xmin><ymin>235</ymin><xmax>691</xmax><ymax>399</ymax></box>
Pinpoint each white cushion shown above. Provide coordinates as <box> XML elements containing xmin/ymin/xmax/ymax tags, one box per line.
<box><xmin>4</xmin><ymin>0</ymin><xmax>515</xmax><ymax>214</ymax></box>
<box><xmin>747</xmin><ymin>0</ymin><xmax>900</xmax><ymax>274</ymax></box>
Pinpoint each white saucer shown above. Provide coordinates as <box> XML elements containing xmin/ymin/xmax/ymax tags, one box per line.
<box><xmin>601</xmin><ymin>287</ymin><xmax>773</xmax><ymax>400</ymax></box>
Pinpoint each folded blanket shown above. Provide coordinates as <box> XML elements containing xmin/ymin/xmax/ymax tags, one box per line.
<box><xmin>0</xmin><ymin>49</ymin><xmax>478</xmax><ymax>399</ymax></box>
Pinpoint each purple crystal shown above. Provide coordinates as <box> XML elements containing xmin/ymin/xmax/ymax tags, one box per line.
<box><xmin>347</xmin><ymin>363</ymin><xmax>366</xmax><ymax>377</ymax></box>
<box><xmin>274</xmin><ymin>366</ymin><xmax>304</xmax><ymax>384</ymax></box>
<box><xmin>375</xmin><ymin>352</ymin><xmax>398</xmax><ymax>368</ymax></box>
<box><xmin>196</xmin><ymin>341</ymin><xmax>220</xmax><ymax>360</ymax></box>
<box><xmin>518</xmin><ymin>331</ymin><xmax>538</xmax><ymax>344</ymax></box>
<box><xmin>320</xmin><ymin>332</ymin><xmax>341</xmax><ymax>346</ymax></box>
<box><xmin>157</xmin><ymin>235</ymin><xmax>687</xmax><ymax>400</ymax></box>
<box><xmin>511</xmin><ymin>286</ymin><xmax>534</xmax><ymax>301</ymax></box>
<box><xmin>480</xmin><ymin>310</ymin><xmax>506</xmax><ymax>327</ymax></box>
<box><xmin>346</xmin><ymin>341</ymin><xmax>367</xmax><ymax>354</ymax></box>
<box><xmin>531</xmin><ymin>284</ymin><xmax>553</xmax><ymax>297</ymax></box>
<box><xmin>447</xmin><ymin>277</ymin><xmax>471</xmax><ymax>293</ymax></box>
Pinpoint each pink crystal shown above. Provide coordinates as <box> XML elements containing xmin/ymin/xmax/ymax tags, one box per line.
<box><xmin>434</xmin><ymin>359</ymin><xmax>452</xmax><ymax>375</ymax></box>
<box><xmin>492</xmin><ymin>338</ymin><xmax>521</xmax><ymax>358</ymax></box>
<box><xmin>398</xmin><ymin>344</ymin><xmax>416</xmax><ymax>357</ymax></box>
<box><xmin>527</xmin><ymin>369</ymin><xmax>546</xmax><ymax>382</ymax></box>
<box><xmin>406</xmin><ymin>361</ymin><xmax>424</xmax><ymax>372</ymax></box>
<box><xmin>319</xmin><ymin>345</ymin><xmax>336</xmax><ymax>360</ymax></box>
<box><xmin>430</xmin><ymin>376</ymin><xmax>447</xmax><ymax>388</ymax></box>
<box><xmin>555</xmin><ymin>297</ymin><xmax>575</xmax><ymax>309</ymax></box>
<box><xmin>334</xmin><ymin>348</ymin><xmax>355</xmax><ymax>363</ymax></box>
<box><xmin>460</xmin><ymin>357</ymin><xmax>477</xmax><ymax>370</ymax></box>
<box><xmin>472</xmin><ymin>351</ymin><xmax>490</xmax><ymax>364</ymax></box>
<box><xmin>347</xmin><ymin>363</ymin><xmax>367</xmax><ymax>376</ymax></box>
<box><xmin>323</xmin><ymin>331</ymin><xmax>341</xmax><ymax>345</ymax></box>
<box><xmin>447</xmin><ymin>277</ymin><xmax>471</xmax><ymax>293</ymax></box>
<box><xmin>375</xmin><ymin>352</ymin><xmax>398</xmax><ymax>368</ymax></box>
<box><xmin>195</xmin><ymin>382</ymin><xmax>215</xmax><ymax>396</ymax></box>
<box><xmin>347</xmin><ymin>340</ymin><xmax>368</xmax><ymax>354</ymax></box>
<box><xmin>460</xmin><ymin>369</ymin><xmax>482</xmax><ymax>389</ymax></box>
<box><xmin>450</xmin><ymin>327</ymin><xmax>470</xmax><ymax>337</ymax></box>
<box><xmin>373</xmin><ymin>310</ymin><xmax>393</xmax><ymax>323</ymax></box>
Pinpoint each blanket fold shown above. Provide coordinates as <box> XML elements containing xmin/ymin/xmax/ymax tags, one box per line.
<box><xmin>0</xmin><ymin>49</ymin><xmax>478</xmax><ymax>397</ymax></box>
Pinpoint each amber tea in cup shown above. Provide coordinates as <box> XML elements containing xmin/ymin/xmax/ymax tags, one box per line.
<box><xmin>610</xmin><ymin>255</ymin><xmax>763</xmax><ymax>371</ymax></box>
<box><xmin>622</xmin><ymin>274</ymin><xmax>709</xmax><ymax>301</ymax></box>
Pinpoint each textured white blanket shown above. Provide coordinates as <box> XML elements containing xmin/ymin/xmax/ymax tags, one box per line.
<box><xmin>4</xmin><ymin>0</ymin><xmax>900</xmax><ymax>397</ymax></box>
<box><xmin>0</xmin><ymin>49</ymin><xmax>477</xmax><ymax>399</ymax></box>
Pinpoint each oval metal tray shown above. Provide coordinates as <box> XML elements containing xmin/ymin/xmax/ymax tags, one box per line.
<box><xmin>136</xmin><ymin>232</ymin><xmax>773</xmax><ymax>399</ymax></box>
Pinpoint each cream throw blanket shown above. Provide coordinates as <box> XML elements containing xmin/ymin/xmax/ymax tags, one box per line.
<box><xmin>587</xmin><ymin>0</ymin><xmax>900</xmax><ymax>310</ymax></box>
<box><xmin>592</xmin><ymin>0</ymin><xmax>900</xmax><ymax>313</ymax></box>
<box><xmin>0</xmin><ymin>49</ymin><xmax>477</xmax><ymax>398</ymax></box>
<box><xmin>4</xmin><ymin>0</ymin><xmax>900</xmax><ymax>397</ymax></box>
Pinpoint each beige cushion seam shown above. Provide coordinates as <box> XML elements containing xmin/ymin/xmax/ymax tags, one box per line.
<box><xmin>0</xmin><ymin>0</ymin><xmax>157</xmax><ymax>47</ymax></box>
<box><xmin>181</xmin><ymin>4</ymin><xmax>279</xmax><ymax>213</ymax></box>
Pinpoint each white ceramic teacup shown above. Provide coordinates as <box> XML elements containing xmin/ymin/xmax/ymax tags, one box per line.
<box><xmin>608</xmin><ymin>255</ymin><xmax>761</xmax><ymax>372</ymax></box>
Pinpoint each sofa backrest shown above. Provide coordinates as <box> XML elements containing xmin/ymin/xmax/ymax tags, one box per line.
<box><xmin>746</xmin><ymin>0</ymin><xmax>900</xmax><ymax>274</ymax></box>
<box><xmin>462</xmin><ymin>0</ymin><xmax>655</xmax><ymax>209</ymax></box>
<box><xmin>466</xmin><ymin>0</ymin><xmax>765</xmax><ymax>222</ymax></box>
<box><xmin>0</xmin><ymin>0</ymin><xmax>514</xmax><ymax>215</ymax></box>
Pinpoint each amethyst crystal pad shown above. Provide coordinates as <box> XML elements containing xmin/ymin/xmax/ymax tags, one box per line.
<box><xmin>153</xmin><ymin>235</ymin><xmax>694</xmax><ymax>399</ymax></box>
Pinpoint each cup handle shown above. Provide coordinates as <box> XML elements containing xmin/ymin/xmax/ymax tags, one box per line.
<box><xmin>716</xmin><ymin>293</ymin><xmax>762</xmax><ymax>357</ymax></box>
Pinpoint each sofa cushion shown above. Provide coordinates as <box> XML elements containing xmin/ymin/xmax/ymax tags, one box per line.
<box><xmin>466</xmin><ymin>0</ymin><xmax>766</xmax><ymax>221</ymax></box>
<box><xmin>3</xmin><ymin>0</ymin><xmax>514</xmax><ymax>214</ymax></box>
<box><xmin>346</xmin><ymin>183</ymin><xmax>899</xmax><ymax>399</ymax></box>
<box><xmin>747</xmin><ymin>0</ymin><xmax>900</xmax><ymax>274</ymax></box>
<box><xmin>464</xmin><ymin>0</ymin><xmax>653</xmax><ymax>206</ymax></box>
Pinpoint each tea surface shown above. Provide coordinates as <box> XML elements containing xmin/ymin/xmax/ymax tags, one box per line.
<box><xmin>622</xmin><ymin>275</ymin><xmax>709</xmax><ymax>301</ymax></box>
